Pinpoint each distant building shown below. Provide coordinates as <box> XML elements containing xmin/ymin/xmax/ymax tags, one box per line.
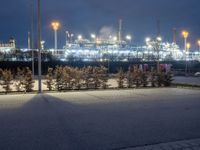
<box><xmin>0</xmin><ymin>37</ymin><xmax>16</xmax><ymax>53</ymax></box>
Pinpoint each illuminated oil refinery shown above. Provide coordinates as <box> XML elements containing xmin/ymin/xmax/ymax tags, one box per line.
<box><xmin>1</xmin><ymin>20</ymin><xmax>200</xmax><ymax>62</ymax></box>
<box><xmin>48</xmin><ymin>20</ymin><xmax>200</xmax><ymax>62</ymax></box>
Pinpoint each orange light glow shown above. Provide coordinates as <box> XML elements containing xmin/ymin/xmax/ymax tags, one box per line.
<box><xmin>51</xmin><ymin>21</ymin><xmax>60</xmax><ymax>30</ymax></box>
<box><xmin>182</xmin><ymin>31</ymin><xmax>189</xmax><ymax>39</ymax></box>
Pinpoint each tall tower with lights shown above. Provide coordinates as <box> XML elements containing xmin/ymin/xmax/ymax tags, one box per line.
<box><xmin>118</xmin><ymin>19</ymin><xmax>122</xmax><ymax>44</ymax></box>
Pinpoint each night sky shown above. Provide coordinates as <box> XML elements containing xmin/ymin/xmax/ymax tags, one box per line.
<box><xmin>0</xmin><ymin>0</ymin><xmax>200</xmax><ymax>49</ymax></box>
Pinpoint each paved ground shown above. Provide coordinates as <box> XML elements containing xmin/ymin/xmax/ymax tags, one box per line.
<box><xmin>123</xmin><ymin>138</ymin><xmax>200</xmax><ymax>150</ymax></box>
<box><xmin>173</xmin><ymin>76</ymin><xmax>200</xmax><ymax>86</ymax></box>
<box><xmin>0</xmin><ymin>88</ymin><xmax>200</xmax><ymax>150</ymax></box>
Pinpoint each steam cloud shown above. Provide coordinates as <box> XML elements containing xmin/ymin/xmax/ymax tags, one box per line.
<box><xmin>99</xmin><ymin>26</ymin><xmax>117</xmax><ymax>40</ymax></box>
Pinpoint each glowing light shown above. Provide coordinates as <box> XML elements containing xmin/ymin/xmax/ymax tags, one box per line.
<box><xmin>113</xmin><ymin>36</ymin><xmax>117</xmax><ymax>41</ymax></box>
<box><xmin>157</xmin><ymin>37</ymin><xmax>162</xmax><ymax>41</ymax></box>
<box><xmin>51</xmin><ymin>21</ymin><xmax>60</xmax><ymax>31</ymax></box>
<box><xmin>126</xmin><ymin>35</ymin><xmax>132</xmax><ymax>40</ymax></box>
<box><xmin>78</xmin><ymin>35</ymin><xmax>82</xmax><ymax>40</ymax></box>
<box><xmin>96</xmin><ymin>40</ymin><xmax>102</xmax><ymax>44</ymax></box>
<box><xmin>182</xmin><ymin>31</ymin><xmax>189</xmax><ymax>39</ymax></box>
<box><xmin>197</xmin><ymin>40</ymin><xmax>200</xmax><ymax>46</ymax></box>
<box><xmin>186</xmin><ymin>43</ymin><xmax>191</xmax><ymax>50</ymax></box>
<box><xmin>91</xmin><ymin>34</ymin><xmax>96</xmax><ymax>39</ymax></box>
<box><xmin>145</xmin><ymin>37</ymin><xmax>151</xmax><ymax>43</ymax></box>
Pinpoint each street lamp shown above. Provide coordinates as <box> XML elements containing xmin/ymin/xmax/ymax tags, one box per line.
<box><xmin>185</xmin><ymin>42</ymin><xmax>190</xmax><ymax>76</ymax></box>
<box><xmin>182</xmin><ymin>31</ymin><xmax>189</xmax><ymax>51</ymax></box>
<box><xmin>182</xmin><ymin>31</ymin><xmax>189</xmax><ymax>76</ymax></box>
<box><xmin>186</xmin><ymin>43</ymin><xmax>191</xmax><ymax>51</ymax></box>
<box><xmin>197</xmin><ymin>40</ymin><xmax>200</xmax><ymax>51</ymax></box>
<box><xmin>51</xmin><ymin>21</ymin><xmax>60</xmax><ymax>55</ymax></box>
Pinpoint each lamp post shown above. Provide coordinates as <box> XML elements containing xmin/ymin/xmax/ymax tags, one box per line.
<box><xmin>182</xmin><ymin>31</ymin><xmax>189</xmax><ymax>52</ymax></box>
<box><xmin>37</xmin><ymin>0</ymin><xmax>42</xmax><ymax>93</ymax></box>
<box><xmin>51</xmin><ymin>21</ymin><xmax>60</xmax><ymax>55</ymax></box>
<box><xmin>182</xmin><ymin>31</ymin><xmax>189</xmax><ymax>76</ymax></box>
<box><xmin>185</xmin><ymin>42</ymin><xmax>190</xmax><ymax>76</ymax></box>
<box><xmin>197</xmin><ymin>40</ymin><xmax>200</xmax><ymax>52</ymax></box>
<box><xmin>186</xmin><ymin>43</ymin><xmax>191</xmax><ymax>51</ymax></box>
<box><xmin>197</xmin><ymin>40</ymin><xmax>200</xmax><ymax>61</ymax></box>
<box><xmin>186</xmin><ymin>42</ymin><xmax>191</xmax><ymax>62</ymax></box>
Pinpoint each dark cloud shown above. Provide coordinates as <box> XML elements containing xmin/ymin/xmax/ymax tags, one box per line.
<box><xmin>0</xmin><ymin>0</ymin><xmax>200</xmax><ymax>48</ymax></box>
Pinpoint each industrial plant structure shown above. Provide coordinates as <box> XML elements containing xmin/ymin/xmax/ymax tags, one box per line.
<box><xmin>0</xmin><ymin>20</ymin><xmax>200</xmax><ymax>62</ymax></box>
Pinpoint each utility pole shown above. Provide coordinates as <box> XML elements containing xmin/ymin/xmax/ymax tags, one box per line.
<box><xmin>31</xmin><ymin>0</ymin><xmax>34</xmax><ymax>76</ymax></box>
<box><xmin>38</xmin><ymin>0</ymin><xmax>42</xmax><ymax>93</ymax></box>
<box><xmin>118</xmin><ymin>19</ymin><xmax>122</xmax><ymax>44</ymax></box>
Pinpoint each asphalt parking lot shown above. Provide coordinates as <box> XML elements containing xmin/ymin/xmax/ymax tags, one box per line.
<box><xmin>0</xmin><ymin>88</ymin><xmax>200</xmax><ymax>150</ymax></box>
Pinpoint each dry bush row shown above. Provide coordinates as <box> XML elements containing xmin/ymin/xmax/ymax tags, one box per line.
<box><xmin>117</xmin><ymin>67</ymin><xmax>173</xmax><ymax>88</ymax></box>
<box><xmin>44</xmin><ymin>66</ymin><xmax>108</xmax><ymax>91</ymax></box>
<box><xmin>0</xmin><ymin>67</ymin><xmax>34</xmax><ymax>93</ymax></box>
<box><xmin>0</xmin><ymin>66</ymin><xmax>173</xmax><ymax>93</ymax></box>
